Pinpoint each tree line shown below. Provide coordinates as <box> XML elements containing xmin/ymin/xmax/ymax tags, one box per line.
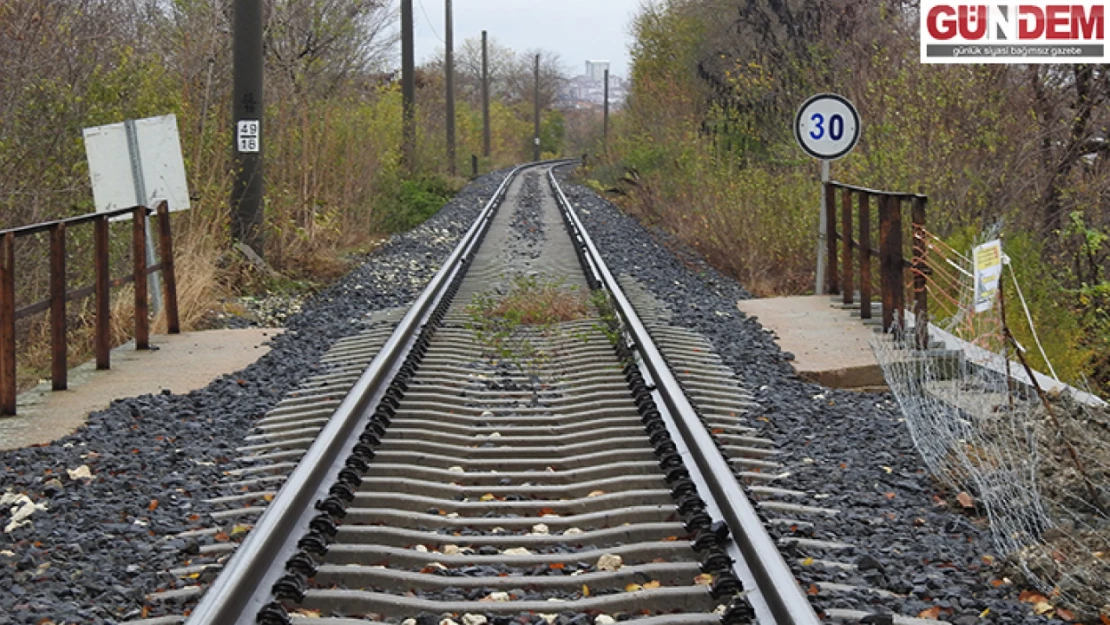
<box><xmin>0</xmin><ymin>0</ymin><xmax>575</xmax><ymax>391</ymax></box>
<box><xmin>597</xmin><ymin>0</ymin><xmax>1109</xmax><ymax>394</ymax></box>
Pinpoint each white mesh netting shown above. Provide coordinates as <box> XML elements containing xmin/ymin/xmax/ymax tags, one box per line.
<box><xmin>871</xmin><ymin>231</ymin><xmax>1110</xmax><ymax>620</ymax></box>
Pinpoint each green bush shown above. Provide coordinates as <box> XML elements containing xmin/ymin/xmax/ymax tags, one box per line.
<box><xmin>381</xmin><ymin>174</ymin><xmax>456</xmax><ymax>233</ymax></box>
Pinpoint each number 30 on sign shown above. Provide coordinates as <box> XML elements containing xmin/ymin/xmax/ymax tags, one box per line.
<box><xmin>794</xmin><ymin>94</ymin><xmax>860</xmax><ymax>160</ymax></box>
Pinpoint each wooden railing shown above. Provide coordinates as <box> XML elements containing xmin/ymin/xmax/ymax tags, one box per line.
<box><xmin>0</xmin><ymin>201</ymin><xmax>179</xmax><ymax>415</ymax></box>
<box><xmin>825</xmin><ymin>181</ymin><xmax>928</xmax><ymax>345</ymax></box>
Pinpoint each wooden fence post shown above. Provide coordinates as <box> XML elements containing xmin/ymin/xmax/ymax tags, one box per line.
<box><xmin>156</xmin><ymin>203</ymin><xmax>180</xmax><ymax>334</ymax></box>
<box><xmin>133</xmin><ymin>207</ymin><xmax>149</xmax><ymax>350</ymax></box>
<box><xmin>859</xmin><ymin>193</ymin><xmax>872</xmax><ymax>320</ymax></box>
<box><xmin>912</xmin><ymin>196</ymin><xmax>928</xmax><ymax>349</ymax></box>
<box><xmin>50</xmin><ymin>224</ymin><xmax>67</xmax><ymax>391</ymax></box>
<box><xmin>841</xmin><ymin>187</ymin><xmax>853</xmax><ymax>305</ymax></box>
<box><xmin>825</xmin><ymin>182</ymin><xmax>839</xmax><ymax>295</ymax></box>
<box><xmin>95</xmin><ymin>217</ymin><xmax>110</xmax><ymax>370</ymax></box>
<box><xmin>0</xmin><ymin>233</ymin><xmax>15</xmax><ymax>415</ymax></box>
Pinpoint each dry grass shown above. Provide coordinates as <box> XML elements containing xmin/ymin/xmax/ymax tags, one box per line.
<box><xmin>476</xmin><ymin>275</ymin><xmax>590</xmax><ymax>325</ymax></box>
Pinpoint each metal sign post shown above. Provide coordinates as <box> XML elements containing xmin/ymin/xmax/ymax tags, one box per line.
<box><xmin>794</xmin><ymin>93</ymin><xmax>861</xmax><ymax>294</ymax></box>
<box><xmin>815</xmin><ymin>160</ymin><xmax>830</xmax><ymax>294</ymax></box>
<box><xmin>123</xmin><ymin>120</ymin><xmax>163</xmax><ymax>315</ymax></box>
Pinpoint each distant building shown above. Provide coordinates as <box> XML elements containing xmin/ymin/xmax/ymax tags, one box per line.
<box><xmin>554</xmin><ymin>68</ymin><xmax>629</xmax><ymax>112</ymax></box>
<box><xmin>584</xmin><ymin>60</ymin><xmax>610</xmax><ymax>82</ymax></box>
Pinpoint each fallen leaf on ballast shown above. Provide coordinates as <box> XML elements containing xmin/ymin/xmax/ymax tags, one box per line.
<box><xmin>642</xmin><ymin>580</ymin><xmax>661</xmax><ymax>589</ymax></box>
<box><xmin>67</xmin><ymin>465</ymin><xmax>92</xmax><ymax>480</ymax></box>
<box><xmin>597</xmin><ymin>554</ymin><xmax>623</xmax><ymax>572</ymax></box>
<box><xmin>292</xmin><ymin>609</ymin><xmax>321</xmax><ymax>618</ymax></box>
<box><xmin>586</xmin><ymin>490</ymin><xmax>606</xmax><ymax>498</ymax></box>
<box><xmin>1018</xmin><ymin>590</ymin><xmax>1048</xmax><ymax>604</ymax></box>
<box><xmin>917</xmin><ymin>607</ymin><xmax>941</xmax><ymax>619</ymax></box>
<box><xmin>1032</xmin><ymin>601</ymin><xmax>1054</xmax><ymax>617</ymax></box>
<box><xmin>694</xmin><ymin>573</ymin><xmax>713</xmax><ymax>585</ymax></box>
<box><xmin>956</xmin><ymin>491</ymin><xmax>974</xmax><ymax>508</ymax></box>
<box><xmin>625</xmin><ymin>583</ymin><xmax>642</xmax><ymax>592</ymax></box>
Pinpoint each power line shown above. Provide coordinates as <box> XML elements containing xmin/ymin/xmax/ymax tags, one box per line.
<box><xmin>416</xmin><ymin>0</ymin><xmax>444</xmax><ymax>44</ymax></box>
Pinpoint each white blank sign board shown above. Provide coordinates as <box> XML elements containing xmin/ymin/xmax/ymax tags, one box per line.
<box><xmin>83</xmin><ymin>114</ymin><xmax>191</xmax><ymax>214</ymax></box>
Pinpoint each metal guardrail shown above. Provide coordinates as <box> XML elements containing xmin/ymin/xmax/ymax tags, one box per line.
<box><xmin>826</xmin><ymin>181</ymin><xmax>928</xmax><ymax>345</ymax></box>
<box><xmin>548</xmin><ymin>166</ymin><xmax>822</xmax><ymax>625</ymax></box>
<box><xmin>0</xmin><ymin>201</ymin><xmax>179</xmax><ymax>415</ymax></box>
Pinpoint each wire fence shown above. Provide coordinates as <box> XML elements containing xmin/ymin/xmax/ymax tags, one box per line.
<box><xmin>871</xmin><ymin>230</ymin><xmax>1110</xmax><ymax>621</ymax></box>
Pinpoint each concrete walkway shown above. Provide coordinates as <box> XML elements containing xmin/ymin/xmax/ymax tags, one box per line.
<box><xmin>0</xmin><ymin>328</ymin><xmax>281</xmax><ymax>451</ymax></box>
<box><xmin>737</xmin><ymin>295</ymin><xmax>885</xmax><ymax>389</ymax></box>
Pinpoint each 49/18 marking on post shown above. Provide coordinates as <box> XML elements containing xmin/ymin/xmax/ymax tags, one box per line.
<box><xmin>237</xmin><ymin>120</ymin><xmax>260</xmax><ymax>153</ymax></box>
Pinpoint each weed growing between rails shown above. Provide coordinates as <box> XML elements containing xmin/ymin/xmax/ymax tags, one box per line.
<box><xmin>872</xmin><ymin>233</ymin><xmax>1110</xmax><ymax>622</ymax></box>
<box><xmin>465</xmin><ymin>275</ymin><xmax>591</xmax><ymax>373</ymax></box>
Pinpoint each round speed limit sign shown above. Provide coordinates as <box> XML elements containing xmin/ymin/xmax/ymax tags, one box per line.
<box><xmin>794</xmin><ymin>94</ymin><xmax>860</xmax><ymax>160</ymax></box>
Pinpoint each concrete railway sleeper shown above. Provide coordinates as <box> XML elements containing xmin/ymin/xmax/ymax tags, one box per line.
<box><xmin>129</xmin><ymin>163</ymin><xmax>821</xmax><ymax>625</ymax></box>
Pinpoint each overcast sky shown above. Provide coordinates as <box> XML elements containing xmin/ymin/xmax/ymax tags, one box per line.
<box><xmin>400</xmin><ymin>0</ymin><xmax>645</xmax><ymax>78</ymax></box>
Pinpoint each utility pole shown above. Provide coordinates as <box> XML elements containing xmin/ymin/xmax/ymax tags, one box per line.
<box><xmin>533</xmin><ymin>53</ymin><xmax>541</xmax><ymax>162</ymax></box>
<box><xmin>603</xmin><ymin>68</ymin><xmax>610</xmax><ymax>150</ymax></box>
<box><xmin>401</xmin><ymin>0</ymin><xmax>415</xmax><ymax>171</ymax></box>
<box><xmin>445</xmin><ymin>0</ymin><xmax>456</xmax><ymax>176</ymax></box>
<box><xmin>231</xmin><ymin>0</ymin><xmax>264</xmax><ymax>257</ymax></box>
<box><xmin>481</xmin><ymin>30</ymin><xmax>490</xmax><ymax>159</ymax></box>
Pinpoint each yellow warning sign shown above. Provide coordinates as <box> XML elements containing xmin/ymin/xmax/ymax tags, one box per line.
<box><xmin>972</xmin><ymin>240</ymin><xmax>1003</xmax><ymax>314</ymax></box>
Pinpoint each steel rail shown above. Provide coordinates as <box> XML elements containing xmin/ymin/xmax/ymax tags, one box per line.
<box><xmin>186</xmin><ymin>166</ymin><xmax>523</xmax><ymax>625</ymax></box>
<box><xmin>547</xmin><ymin>167</ymin><xmax>822</xmax><ymax>625</ymax></box>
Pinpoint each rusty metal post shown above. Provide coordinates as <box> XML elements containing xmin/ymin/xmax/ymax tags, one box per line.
<box><xmin>879</xmin><ymin>195</ymin><xmax>895</xmax><ymax>332</ymax></box>
<box><xmin>133</xmin><ymin>207</ymin><xmax>149</xmax><ymax>350</ymax></box>
<box><xmin>890</xmin><ymin>197</ymin><xmax>905</xmax><ymax>332</ymax></box>
<box><xmin>825</xmin><ymin>182</ymin><xmax>839</xmax><ymax>295</ymax></box>
<box><xmin>0</xmin><ymin>233</ymin><xmax>15</xmax><ymax>414</ymax></box>
<box><xmin>859</xmin><ymin>193</ymin><xmax>872</xmax><ymax>320</ymax></box>
<box><xmin>50</xmin><ymin>224</ymin><xmax>67</xmax><ymax>391</ymax></box>
<box><xmin>841</xmin><ymin>187</ymin><xmax>853</xmax><ymax>305</ymax></box>
<box><xmin>94</xmin><ymin>217</ymin><xmax>110</xmax><ymax>369</ymax></box>
<box><xmin>912</xmin><ymin>196</ymin><xmax>928</xmax><ymax>349</ymax></box>
<box><xmin>156</xmin><ymin>203</ymin><xmax>180</xmax><ymax>334</ymax></box>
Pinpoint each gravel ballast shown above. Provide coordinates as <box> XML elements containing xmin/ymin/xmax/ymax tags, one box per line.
<box><xmin>0</xmin><ymin>170</ymin><xmax>510</xmax><ymax>625</ymax></box>
<box><xmin>0</xmin><ymin>165</ymin><xmax>1054</xmax><ymax>625</ymax></box>
<box><xmin>557</xmin><ymin>170</ymin><xmax>1053</xmax><ymax>625</ymax></box>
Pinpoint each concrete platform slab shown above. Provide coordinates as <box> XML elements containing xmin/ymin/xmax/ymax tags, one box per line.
<box><xmin>737</xmin><ymin>296</ymin><xmax>884</xmax><ymax>390</ymax></box>
<box><xmin>0</xmin><ymin>328</ymin><xmax>282</xmax><ymax>451</ymax></box>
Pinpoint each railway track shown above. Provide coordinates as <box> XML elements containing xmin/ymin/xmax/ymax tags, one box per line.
<box><xmin>131</xmin><ymin>163</ymin><xmax>821</xmax><ymax>625</ymax></box>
